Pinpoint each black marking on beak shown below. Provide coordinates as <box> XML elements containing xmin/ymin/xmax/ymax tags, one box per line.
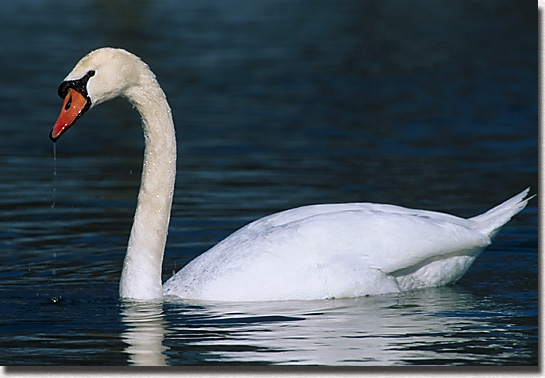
<box><xmin>58</xmin><ymin>70</ymin><xmax>96</xmax><ymax>100</ymax></box>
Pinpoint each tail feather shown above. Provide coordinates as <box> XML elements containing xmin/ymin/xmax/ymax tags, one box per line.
<box><xmin>470</xmin><ymin>188</ymin><xmax>533</xmax><ymax>239</ymax></box>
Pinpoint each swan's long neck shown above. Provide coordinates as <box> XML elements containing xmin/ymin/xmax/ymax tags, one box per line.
<box><xmin>119</xmin><ymin>66</ymin><xmax>176</xmax><ymax>300</ymax></box>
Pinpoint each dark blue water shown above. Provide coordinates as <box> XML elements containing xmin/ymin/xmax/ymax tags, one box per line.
<box><xmin>0</xmin><ymin>0</ymin><xmax>537</xmax><ymax>366</ymax></box>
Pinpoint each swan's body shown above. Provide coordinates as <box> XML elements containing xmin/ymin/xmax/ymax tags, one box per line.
<box><xmin>51</xmin><ymin>48</ymin><xmax>532</xmax><ymax>302</ymax></box>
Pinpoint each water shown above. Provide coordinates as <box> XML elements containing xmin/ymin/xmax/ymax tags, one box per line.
<box><xmin>0</xmin><ymin>0</ymin><xmax>537</xmax><ymax>366</ymax></box>
<box><xmin>51</xmin><ymin>143</ymin><xmax>57</xmax><ymax>209</ymax></box>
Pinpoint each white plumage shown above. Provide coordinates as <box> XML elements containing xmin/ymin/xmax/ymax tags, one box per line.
<box><xmin>51</xmin><ymin>47</ymin><xmax>531</xmax><ymax>302</ymax></box>
<box><xmin>164</xmin><ymin>190</ymin><xmax>530</xmax><ymax>301</ymax></box>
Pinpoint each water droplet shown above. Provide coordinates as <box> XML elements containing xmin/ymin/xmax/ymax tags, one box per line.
<box><xmin>51</xmin><ymin>143</ymin><xmax>57</xmax><ymax>209</ymax></box>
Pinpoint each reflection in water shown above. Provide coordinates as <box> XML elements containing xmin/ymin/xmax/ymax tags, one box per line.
<box><xmin>112</xmin><ymin>285</ymin><xmax>534</xmax><ymax>366</ymax></box>
<box><xmin>159</xmin><ymin>286</ymin><xmax>534</xmax><ymax>365</ymax></box>
<box><xmin>120</xmin><ymin>300</ymin><xmax>169</xmax><ymax>366</ymax></box>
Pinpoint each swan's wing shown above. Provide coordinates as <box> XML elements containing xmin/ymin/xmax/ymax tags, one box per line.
<box><xmin>164</xmin><ymin>205</ymin><xmax>489</xmax><ymax>301</ymax></box>
<box><xmin>254</xmin><ymin>208</ymin><xmax>489</xmax><ymax>275</ymax></box>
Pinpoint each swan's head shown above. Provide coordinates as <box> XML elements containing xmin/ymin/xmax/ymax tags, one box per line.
<box><xmin>50</xmin><ymin>47</ymin><xmax>145</xmax><ymax>141</ymax></box>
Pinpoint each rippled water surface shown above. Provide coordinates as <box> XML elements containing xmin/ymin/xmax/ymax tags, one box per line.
<box><xmin>0</xmin><ymin>0</ymin><xmax>537</xmax><ymax>366</ymax></box>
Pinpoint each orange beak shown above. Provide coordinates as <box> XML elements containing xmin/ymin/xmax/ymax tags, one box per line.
<box><xmin>50</xmin><ymin>88</ymin><xmax>90</xmax><ymax>141</ymax></box>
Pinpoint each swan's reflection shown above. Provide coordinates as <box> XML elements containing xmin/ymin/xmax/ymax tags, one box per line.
<box><xmin>120</xmin><ymin>300</ymin><xmax>169</xmax><ymax>366</ymax></box>
<box><xmin>163</xmin><ymin>286</ymin><xmax>529</xmax><ymax>365</ymax></box>
<box><xmin>166</xmin><ymin>294</ymin><xmax>411</xmax><ymax>364</ymax></box>
<box><xmin>119</xmin><ymin>286</ymin><xmax>532</xmax><ymax>365</ymax></box>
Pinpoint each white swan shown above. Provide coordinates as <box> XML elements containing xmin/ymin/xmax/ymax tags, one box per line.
<box><xmin>50</xmin><ymin>47</ymin><xmax>532</xmax><ymax>302</ymax></box>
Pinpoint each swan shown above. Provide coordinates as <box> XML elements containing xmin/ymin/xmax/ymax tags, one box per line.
<box><xmin>50</xmin><ymin>47</ymin><xmax>532</xmax><ymax>302</ymax></box>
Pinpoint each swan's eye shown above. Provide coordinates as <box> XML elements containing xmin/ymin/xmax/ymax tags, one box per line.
<box><xmin>88</xmin><ymin>70</ymin><xmax>96</xmax><ymax>77</ymax></box>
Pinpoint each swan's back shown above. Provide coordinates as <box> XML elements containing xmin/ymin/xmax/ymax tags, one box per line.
<box><xmin>164</xmin><ymin>189</ymin><xmax>530</xmax><ymax>301</ymax></box>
